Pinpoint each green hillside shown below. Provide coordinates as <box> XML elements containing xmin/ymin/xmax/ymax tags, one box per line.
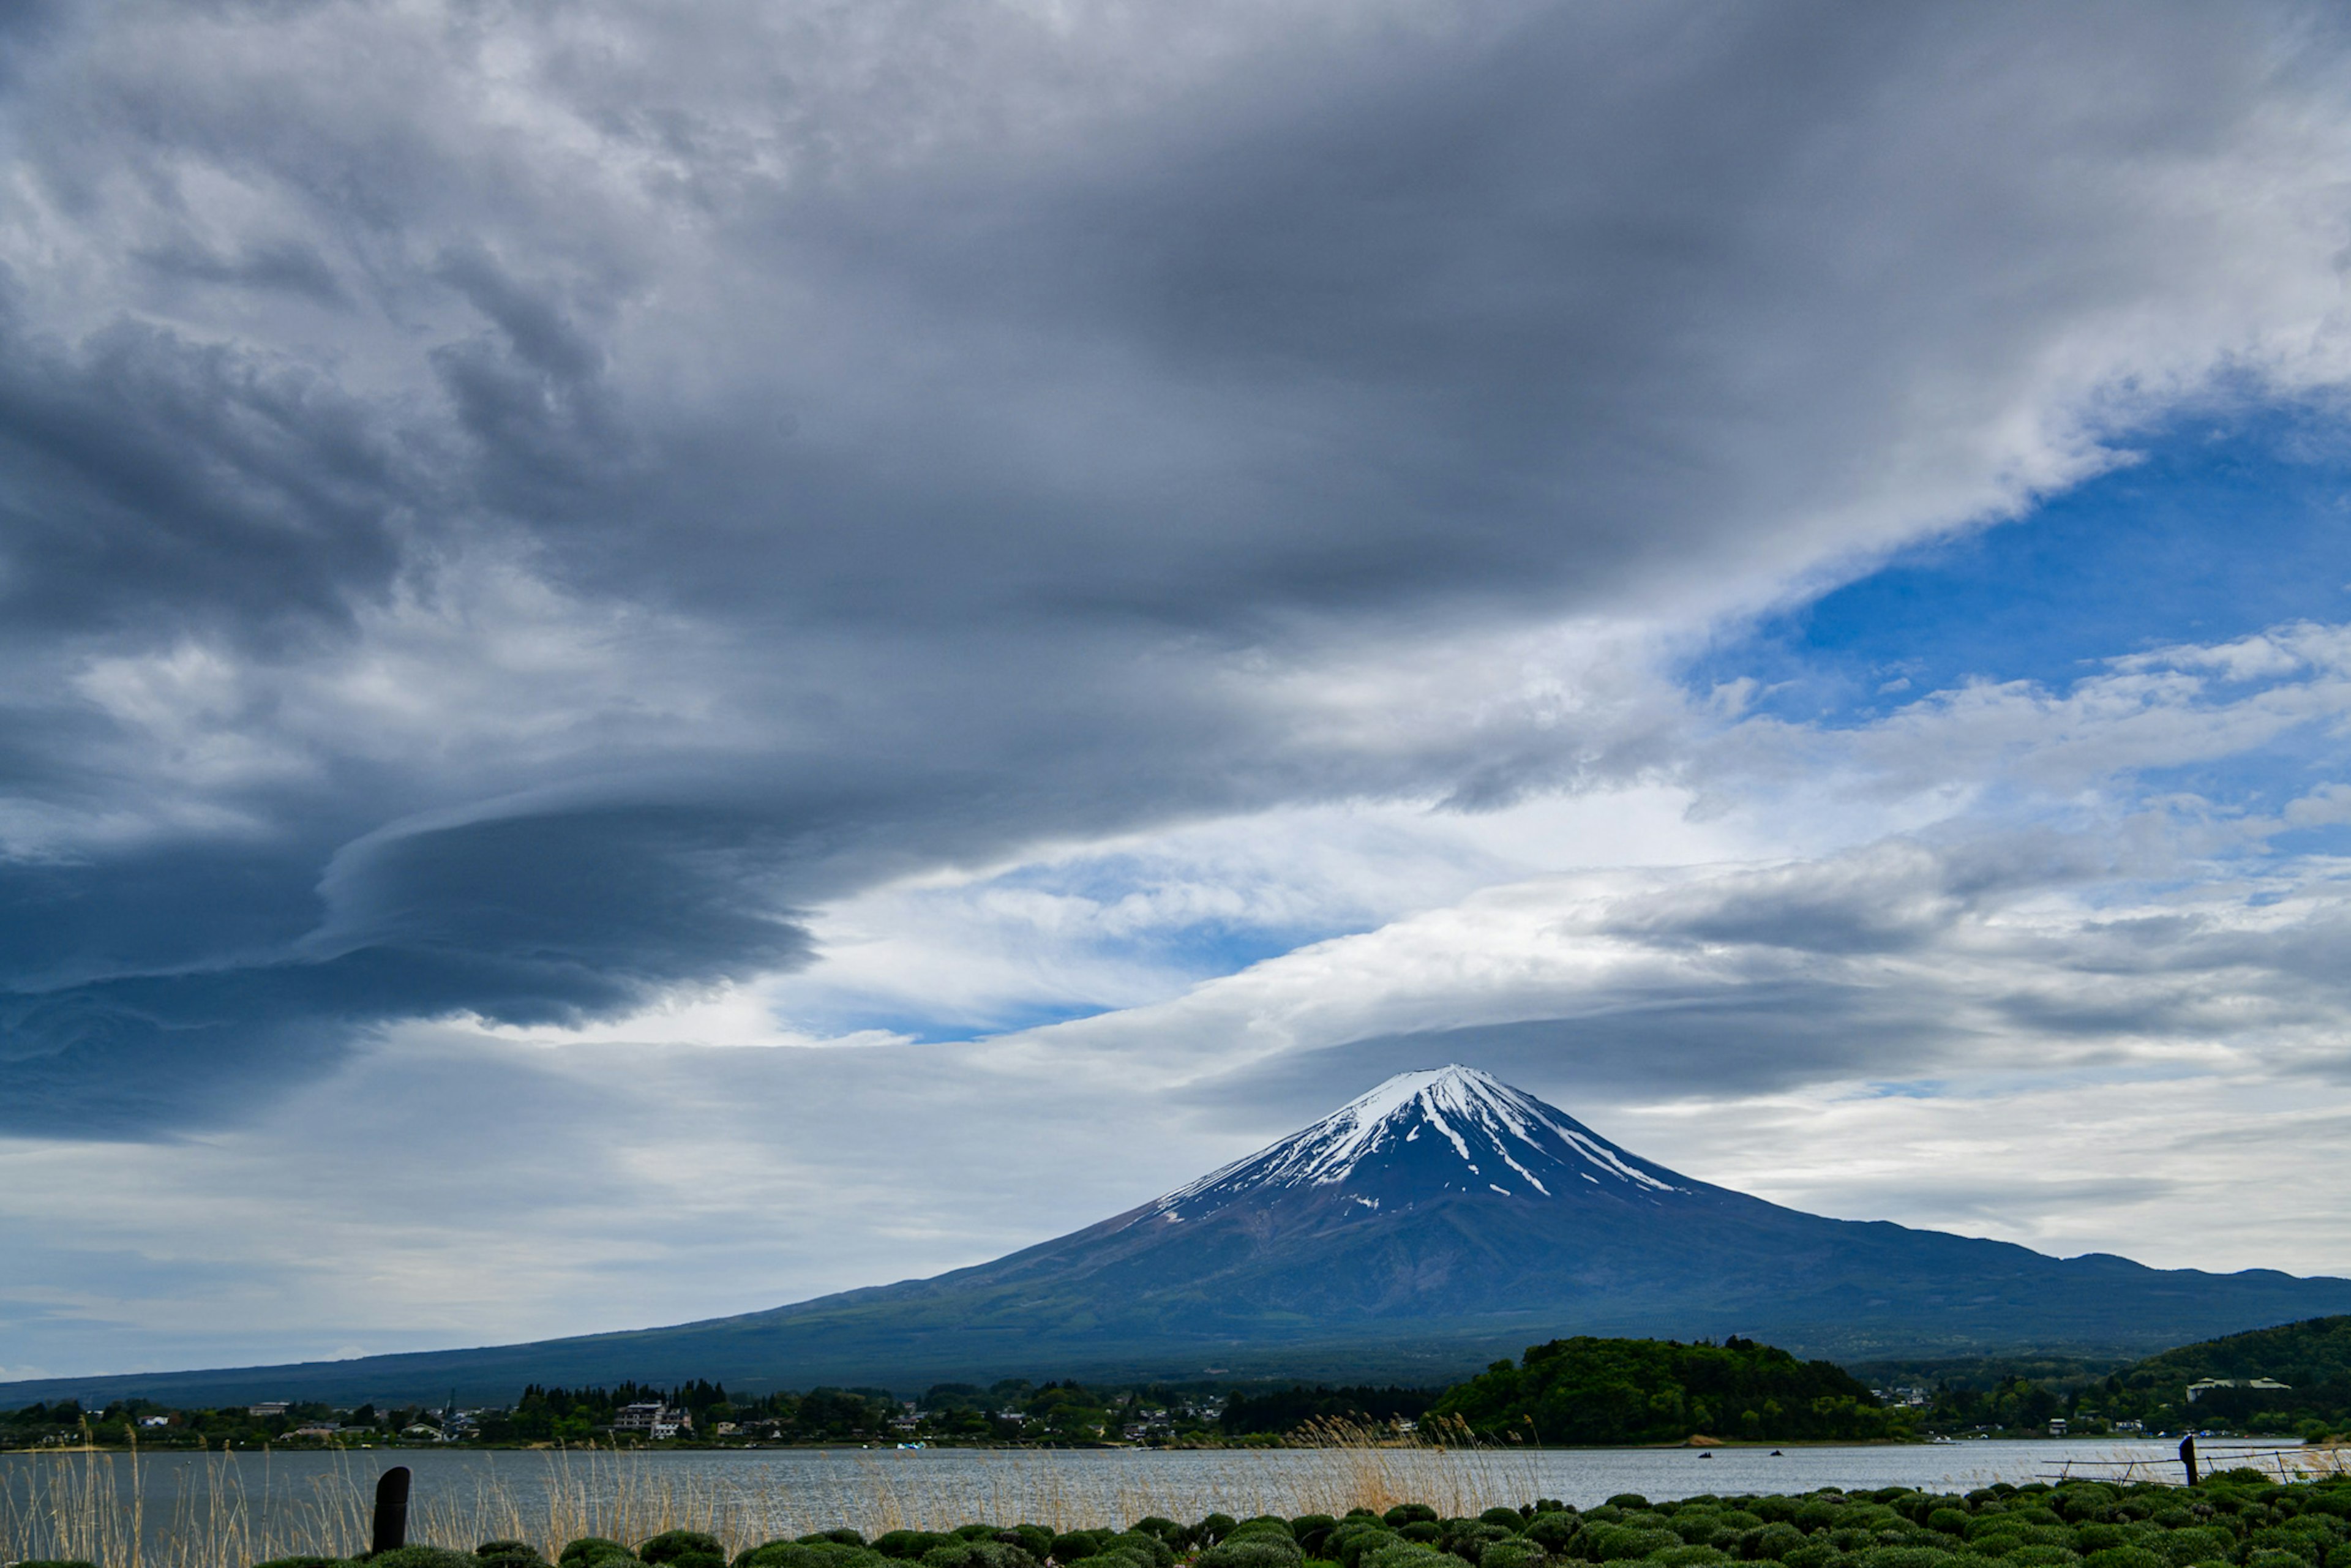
<box><xmin>2117</xmin><ymin>1315</ymin><xmax>2351</xmax><ymax>1431</ymax></box>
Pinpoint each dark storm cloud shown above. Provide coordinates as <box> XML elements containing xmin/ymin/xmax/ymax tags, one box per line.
<box><xmin>0</xmin><ymin>0</ymin><xmax>2345</xmax><ymax>1132</ymax></box>
<box><xmin>0</xmin><ymin>296</ymin><xmax>414</xmax><ymax>638</ymax></box>
<box><xmin>135</xmin><ymin>238</ymin><xmax>351</xmax><ymax>309</ymax></box>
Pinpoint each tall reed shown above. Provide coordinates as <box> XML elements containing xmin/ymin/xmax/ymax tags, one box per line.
<box><xmin>3</xmin><ymin>1428</ymin><xmax>1548</xmax><ymax>1568</ymax></box>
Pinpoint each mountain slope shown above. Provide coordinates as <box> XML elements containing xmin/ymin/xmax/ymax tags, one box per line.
<box><xmin>7</xmin><ymin>1066</ymin><xmax>2350</xmax><ymax>1407</ymax></box>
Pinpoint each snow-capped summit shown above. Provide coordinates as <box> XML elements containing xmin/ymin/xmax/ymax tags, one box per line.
<box><xmin>1142</xmin><ymin>1064</ymin><xmax>1695</xmax><ymax>1224</ymax></box>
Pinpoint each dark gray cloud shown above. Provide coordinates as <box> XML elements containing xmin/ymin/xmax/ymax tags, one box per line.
<box><xmin>1</xmin><ymin>0</ymin><xmax>2346</xmax><ymax>1134</ymax></box>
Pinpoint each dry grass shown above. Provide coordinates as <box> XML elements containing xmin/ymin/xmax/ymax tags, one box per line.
<box><xmin>2</xmin><ymin>1423</ymin><xmax>1545</xmax><ymax>1568</ymax></box>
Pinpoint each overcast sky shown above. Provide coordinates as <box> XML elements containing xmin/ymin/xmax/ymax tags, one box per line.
<box><xmin>9</xmin><ymin>0</ymin><xmax>2351</xmax><ymax>1380</ymax></box>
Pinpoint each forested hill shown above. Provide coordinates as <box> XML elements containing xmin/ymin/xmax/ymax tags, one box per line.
<box><xmin>2120</xmin><ymin>1314</ymin><xmax>2351</xmax><ymax>1428</ymax></box>
<box><xmin>2133</xmin><ymin>1313</ymin><xmax>2351</xmax><ymax>1386</ymax></box>
<box><xmin>1428</xmin><ymin>1335</ymin><xmax>1895</xmax><ymax>1444</ymax></box>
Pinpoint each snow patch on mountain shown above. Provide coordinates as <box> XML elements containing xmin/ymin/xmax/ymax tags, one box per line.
<box><xmin>1139</xmin><ymin>1064</ymin><xmax>1690</xmax><ymax>1225</ymax></box>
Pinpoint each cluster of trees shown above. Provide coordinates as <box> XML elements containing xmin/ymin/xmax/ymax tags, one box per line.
<box><xmin>1430</xmin><ymin>1336</ymin><xmax>1902</xmax><ymax>1445</ymax></box>
<box><xmin>912</xmin><ymin>1380</ymin><xmax>1228</xmax><ymax>1443</ymax></box>
<box><xmin>0</xmin><ymin>1396</ymin><xmax>450</xmax><ymax>1448</ymax></box>
<box><xmin>0</xmin><ymin>1378</ymin><xmax>1235</xmax><ymax>1450</ymax></box>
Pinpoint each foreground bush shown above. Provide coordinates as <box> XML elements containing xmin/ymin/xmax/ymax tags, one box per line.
<box><xmin>237</xmin><ymin>1471</ymin><xmax>2351</xmax><ymax>1568</ymax></box>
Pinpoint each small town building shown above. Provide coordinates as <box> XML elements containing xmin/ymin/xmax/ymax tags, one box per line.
<box><xmin>611</xmin><ymin>1402</ymin><xmax>693</xmax><ymax>1439</ymax></box>
<box><xmin>2185</xmin><ymin>1378</ymin><xmax>2292</xmax><ymax>1401</ymax></box>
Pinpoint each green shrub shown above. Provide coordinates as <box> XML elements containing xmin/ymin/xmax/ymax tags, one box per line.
<box><xmin>1522</xmin><ymin>1517</ymin><xmax>1578</xmax><ymax>1554</ymax></box>
<box><xmin>1108</xmin><ymin>1534</ymin><xmax>1172</xmax><ymax>1568</ymax></box>
<box><xmin>1480</xmin><ymin>1540</ymin><xmax>1544</xmax><ymax>1568</ymax></box>
<box><xmin>1584</xmin><ymin>1527</ymin><xmax>1679</xmax><ymax>1563</ymax></box>
<box><xmin>1003</xmin><ymin>1529</ymin><xmax>1057</xmax><ymax>1562</ymax></box>
<box><xmin>1778</xmin><ymin>1545</ymin><xmax>1844</xmax><ymax>1568</ymax></box>
<box><xmin>641</xmin><ymin>1533</ymin><xmax>727</xmax><ymax>1568</ymax></box>
<box><xmin>1996</xmin><ymin>1551</ymin><xmax>2077</xmax><ymax>1568</ymax></box>
<box><xmin>923</xmin><ymin>1543</ymin><xmax>1039</xmax><ymax>1568</ymax></box>
<box><xmin>1750</xmin><ymin>1525</ymin><xmax>1810</xmax><ymax>1561</ymax></box>
<box><xmin>252</xmin><ymin>1557</ymin><xmax>347</xmax><ymax>1568</ymax></box>
<box><xmin>2147</xmin><ymin>1530</ymin><xmax>2229</xmax><ymax>1568</ymax></box>
<box><xmin>564</xmin><ymin>1542</ymin><xmax>631</xmax><ymax>1567</ymax></box>
<box><xmin>805</xmin><ymin>1536</ymin><xmax>867</xmax><ymax>1551</ymax></box>
<box><xmin>1399</xmin><ymin>1527</ymin><xmax>1443</xmax><ymax>1547</ymax></box>
<box><xmin>2246</xmin><ymin>1554</ymin><xmax>2310</xmax><ymax>1568</ymax></box>
<box><xmin>876</xmin><ymin>1533</ymin><xmax>954</xmax><ymax>1561</ymax></box>
<box><xmin>1051</xmin><ymin>1534</ymin><xmax>1108</xmax><ymax>1564</ymax></box>
<box><xmin>1332</xmin><ymin>1526</ymin><xmax>1398</xmax><ymax>1568</ymax></box>
<box><xmin>1439</xmin><ymin>1524</ymin><xmax>1515</xmax><ymax>1560</ymax></box>
<box><xmin>1199</xmin><ymin>1519</ymin><xmax>1242</xmax><ymax>1548</ymax></box>
<box><xmin>1131</xmin><ymin>1521</ymin><xmax>1188</xmax><ymax>1550</ymax></box>
<box><xmin>1856</xmin><ymin>1549</ymin><xmax>1959</xmax><ymax>1568</ymax></box>
<box><xmin>372</xmin><ymin>1549</ymin><xmax>483</xmax><ymax>1568</ymax></box>
<box><xmin>15</xmin><ymin>1559</ymin><xmax>100</xmax><ymax>1568</ymax></box>
<box><xmin>1654</xmin><ymin>1548</ymin><xmax>1732</xmax><ymax>1568</ymax></box>
<box><xmin>2078</xmin><ymin>1548</ymin><xmax>2167</xmax><ymax>1568</ymax></box>
<box><xmin>1387</xmin><ymin>1510</ymin><xmax>1440</xmax><ymax>1530</ymax></box>
<box><xmin>1667</xmin><ymin>1517</ymin><xmax>1725</xmax><ymax>1548</ymax></box>
<box><xmin>1196</xmin><ymin>1536</ymin><xmax>1305</xmax><ymax>1568</ymax></box>
<box><xmin>2244</xmin><ymin>1531</ymin><xmax>2322</xmax><ymax>1566</ymax></box>
<box><xmin>738</xmin><ymin>1545</ymin><xmax>888</xmax><ymax>1568</ymax></box>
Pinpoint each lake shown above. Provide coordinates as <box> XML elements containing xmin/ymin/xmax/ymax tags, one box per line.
<box><xmin>0</xmin><ymin>1439</ymin><xmax>2316</xmax><ymax>1568</ymax></box>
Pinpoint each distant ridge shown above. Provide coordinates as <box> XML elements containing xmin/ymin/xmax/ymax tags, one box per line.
<box><xmin>8</xmin><ymin>1065</ymin><xmax>2351</xmax><ymax>1408</ymax></box>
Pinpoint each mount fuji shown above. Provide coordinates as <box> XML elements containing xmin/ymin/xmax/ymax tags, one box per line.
<box><xmin>9</xmin><ymin>1065</ymin><xmax>2351</xmax><ymax>1406</ymax></box>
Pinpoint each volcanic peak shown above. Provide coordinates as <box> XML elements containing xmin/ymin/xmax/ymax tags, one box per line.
<box><xmin>1142</xmin><ymin>1064</ymin><xmax>1690</xmax><ymax>1224</ymax></box>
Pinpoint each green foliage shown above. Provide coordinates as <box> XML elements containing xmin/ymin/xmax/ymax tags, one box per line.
<box><xmin>735</xmin><ymin>1544</ymin><xmax>887</xmax><ymax>1568</ymax></box>
<box><xmin>1196</xmin><ymin>1534</ymin><xmax>1304</xmax><ymax>1568</ymax></box>
<box><xmin>370</xmin><ymin>1550</ymin><xmax>483</xmax><ymax>1568</ymax></box>
<box><xmin>1002</xmin><ymin>1528</ymin><xmax>1058</xmax><ymax>1562</ymax></box>
<box><xmin>228</xmin><ymin>1485</ymin><xmax>2351</xmax><ymax>1568</ymax></box>
<box><xmin>1434</xmin><ymin>1335</ymin><xmax>1895</xmax><ymax>1445</ymax></box>
<box><xmin>640</xmin><ymin>1531</ymin><xmax>727</xmax><ymax>1568</ymax></box>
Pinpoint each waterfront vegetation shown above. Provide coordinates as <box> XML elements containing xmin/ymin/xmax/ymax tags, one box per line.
<box><xmin>10</xmin><ymin>1321</ymin><xmax>2351</xmax><ymax>1457</ymax></box>
<box><xmin>6</xmin><ymin>1435</ymin><xmax>2351</xmax><ymax>1568</ymax></box>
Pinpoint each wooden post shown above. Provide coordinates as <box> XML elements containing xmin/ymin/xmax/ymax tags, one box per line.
<box><xmin>2178</xmin><ymin>1435</ymin><xmax>2199</xmax><ymax>1487</ymax></box>
<box><xmin>372</xmin><ymin>1465</ymin><xmax>412</xmax><ymax>1556</ymax></box>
